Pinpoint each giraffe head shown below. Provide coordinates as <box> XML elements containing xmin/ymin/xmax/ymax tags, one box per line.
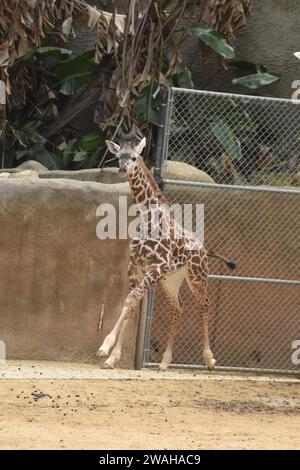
<box><xmin>105</xmin><ymin>129</ymin><xmax>146</xmax><ymax>178</ymax></box>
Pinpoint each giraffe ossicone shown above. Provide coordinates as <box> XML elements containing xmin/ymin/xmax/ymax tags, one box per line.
<box><xmin>97</xmin><ymin>131</ymin><xmax>237</xmax><ymax>370</ymax></box>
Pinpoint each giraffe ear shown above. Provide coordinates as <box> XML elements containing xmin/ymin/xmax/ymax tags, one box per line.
<box><xmin>105</xmin><ymin>140</ymin><xmax>120</xmax><ymax>155</ymax></box>
<box><xmin>135</xmin><ymin>137</ymin><xmax>146</xmax><ymax>155</ymax></box>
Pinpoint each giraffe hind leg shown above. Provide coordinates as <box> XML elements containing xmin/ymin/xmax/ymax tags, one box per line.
<box><xmin>158</xmin><ymin>267</ymin><xmax>186</xmax><ymax>371</ymax></box>
<box><xmin>186</xmin><ymin>262</ymin><xmax>216</xmax><ymax>371</ymax></box>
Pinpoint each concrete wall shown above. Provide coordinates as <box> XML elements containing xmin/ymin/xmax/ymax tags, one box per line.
<box><xmin>0</xmin><ymin>178</ymin><xmax>135</xmax><ymax>367</ymax></box>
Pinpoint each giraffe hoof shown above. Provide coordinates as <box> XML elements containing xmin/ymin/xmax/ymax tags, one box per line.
<box><xmin>158</xmin><ymin>364</ymin><xmax>168</xmax><ymax>371</ymax></box>
<box><xmin>103</xmin><ymin>358</ymin><xmax>115</xmax><ymax>369</ymax></box>
<box><xmin>96</xmin><ymin>348</ymin><xmax>109</xmax><ymax>357</ymax></box>
<box><xmin>207</xmin><ymin>359</ymin><xmax>216</xmax><ymax>371</ymax></box>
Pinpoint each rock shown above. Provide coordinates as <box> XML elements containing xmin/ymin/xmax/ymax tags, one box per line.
<box><xmin>292</xmin><ymin>172</ymin><xmax>300</xmax><ymax>184</ymax></box>
<box><xmin>13</xmin><ymin>170</ymin><xmax>39</xmax><ymax>179</ymax></box>
<box><xmin>0</xmin><ymin>170</ymin><xmax>39</xmax><ymax>179</ymax></box>
<box><xmin>38</xmin><ymin>161</ymin><xmax>215</xmax><ymax>185</ymax></box>
<box><xmin>17</xmin><ymin>160</ymin><xmax>49</xmax><ymax>173</ymax></box>
<box><xmin>40</xmin><ymin>167</ymin><xmax>121</xmax><ymax>184</ymax></box>
<box><xmin>165</xmin><ymin>161</ymin><xmax>215</xmax><ymax>184</ymax></box>
<box><xmin>15</xmin><ymin>160</ymin><xmax>215</xmax><ymax>185</ymax></box>
<box><xmin>0</xmin><ymin>178</ymin><xmax>135</xmax><ymax>368</ymax></box>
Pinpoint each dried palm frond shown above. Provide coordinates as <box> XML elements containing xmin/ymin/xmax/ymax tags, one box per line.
<box><xmin>201</xmin><ymin>0</ymin><xmax>252</xmax><ymax>37</ymax></box>
<box><xmin>0</xmin><ymin>0</ymin><xmax>125</xmax><ymax>94</ymax></box>
<box><xmin>0</xmin><ymin>0</ymin><xmax>255</xmax><ymax>170</ymax></box>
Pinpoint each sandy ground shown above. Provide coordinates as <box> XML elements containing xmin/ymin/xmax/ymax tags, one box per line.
<box><xmin>0</xmin><ymin>361</ymin><xmax>299</xmax><ymax>450</ymax></box>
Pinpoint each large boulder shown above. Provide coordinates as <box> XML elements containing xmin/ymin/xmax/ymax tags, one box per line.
<box><xmin>165</xmin><ymin>161</ymin><xmax>215</xmax><ymax>184</ymax></box>
<box><xmin>293</xmin><ymin>172</ymin><xmax>300</xmax><ymax>184</ymax></box>
<box><xmin>17</xmin><ymin>160</ymin><xmax>49</xmax><ymax>173</ymax></box>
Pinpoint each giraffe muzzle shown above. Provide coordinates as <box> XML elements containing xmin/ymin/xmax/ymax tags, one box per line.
<box><xmin>119</xmin><ymin>168</ymin><xmax>127</xmax><ymax>178</ymax></box>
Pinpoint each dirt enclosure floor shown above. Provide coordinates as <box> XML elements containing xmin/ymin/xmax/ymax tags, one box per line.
<box><xmin>0</xmin><ymin>361</ymin><xmax>299</xmax><ymax>450</ymax></box>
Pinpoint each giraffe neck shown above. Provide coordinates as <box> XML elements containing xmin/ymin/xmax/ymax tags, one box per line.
<box><xmin>128</xmin><ymin>157</ymin><xmax>166</xmax><ymax>207</ymax></box>
<box><xmin>128</xmin><ymin>157</ymin><xmax>177</xmax><ymax>241</ymax></box>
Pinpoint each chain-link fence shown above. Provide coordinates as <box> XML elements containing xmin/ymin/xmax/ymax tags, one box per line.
<box><xmin>161</xmin><ymin>88</ymin><xmax>300</xmax><ymax>187</ymax></box>
<box><xmin>142</xmin><ymin>88</ymin><xmax>300</xmax><ymax>374</ymax></box>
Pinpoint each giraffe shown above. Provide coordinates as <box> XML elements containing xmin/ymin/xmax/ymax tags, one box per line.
<box><xmin>97</xmin><ymin>130</ymin><xmax>237</xmax><ymax>370</ymax></box>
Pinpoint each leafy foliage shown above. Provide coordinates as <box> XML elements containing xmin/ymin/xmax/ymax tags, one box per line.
<box><xmin>201</xmin><ymin>0</ymin><xmax>253</xmax><ymax>37</ymax></box>
<box><xmin>0</xmin><ymin>0</ymin><xmax>281</xmax><ymax>173</ymax></box>
<box><xmin>187</xmin><ymin>25</ymin><xmax>235</xmax><ymax>59</ymax></box>
<box><xmin>167</xmin><ymin>94</ymin><xmax>297</xmax><ymax>185</ymax></box>
<box><xmin>232</xmin><ymin>73</ymin><xmax>280</xmax><ymax>89</ymax></box>
<box><xmin>1</xmin><ymin>45</ymin><xmax>107</xmax><ymax>169</ymax></box>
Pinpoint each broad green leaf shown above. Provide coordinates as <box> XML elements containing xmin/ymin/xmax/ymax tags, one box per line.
<box><xmin>21</xmin><ymin>47</ymin><xmax>73</xmax><ymax>61</ymax></box>
<box><xmin>11</xmin><ymin>128</ymin><xmax>26</xmax><ymax>146</ymax></box>
<box><xmin>232</xmin><ymin>73</ymin><xmax>280</xmax><ymax>89</ymax></box>
<box><xmin>187</xmin><ymin>24</ymin><xmax>235</xmax><ymax>59</ymax></box>
<box><xmin>210</xmin><ymin>98</ymin><xmax>255</xmax><ymax>129</ymax></box>
<box><xmin>61</xmin><ymin>139</ymin><xmax>77</xmax><ymax>169</ymax></box>
<box><xmin>133</xmin><ymin>78</ymin><xmax>161</xmax><ymax>125</ymax></box>
<box><xmin>11</xmin><ymin>127</ymin><xmax>48</xmax><ymax>146</ymax></box>
<box><xmin>147</xmin><ymin>109</ymin><xmax>161</xmax><ymax>126</ymax></box>
<box><xmin>163</xmin><ymin>50</ymin><xmax>194</xmax><ymax>89</ymax></box>
<box><xmin>59</xmin><ymin>74</ymin><xmax>95</xmax><ymax>95</ymax></box>
<box><xmin>80</xmin><ymin>133</ymin><xmax>103</xmax><ymax>152</ymax></box>
<box><xmin>76</xmin><ymin>147</ymin><xmax>103</xmax><ymax>170</ymax></box>
<box><xmin>162</xmin><ymin>50</ymin><xmax>174</xmax><ymax>74</ymax></box>
<box><xmin>73</xmin><ymin>150</ymin><xmax>87</xmax><ymax>162</ymax></box>
<box><xmin>59</xmin><ymin>77</ymin><xmax>77</xmax><ymax>95</ymax></box>
<box><xmin>173</xmin><ymin>63</ymin><xmax>194</xmax><ymax>89</ymax></box>
<box><xmin>133</xmin><ymin>94</ymin><xmax>148</xmax><ymax>115</ymax></box>
<box><xmin>55</xmin><ymin>50</ymin><xmax>99</xmax><ymax>80</ymax></box>
<box><xmin>160</xmin><ymin>0</ymin><xmax>179</xmax><ymax>8</ymax></box>
<box><xmin>210</xmin><ymin>121</ymin><xmax>242</xmax><ymax>161</ymax></box>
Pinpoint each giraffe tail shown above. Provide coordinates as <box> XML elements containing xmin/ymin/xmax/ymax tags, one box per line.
<box><xmin>207</xmin><ymin>249</ymin><xmax>238</xmax><ymax>271</ymax></box>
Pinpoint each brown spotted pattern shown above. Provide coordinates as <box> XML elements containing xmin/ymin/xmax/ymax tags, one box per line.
<box><xmin>97</xmin><ymin>139</ymin><xmax>231</xmax><ymax>370</ymax></box>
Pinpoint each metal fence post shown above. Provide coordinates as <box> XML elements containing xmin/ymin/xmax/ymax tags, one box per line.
<box><xmin>154</xmin><ymin>87</ymin><xmax>172</xmax><ymax>188</ymax></box>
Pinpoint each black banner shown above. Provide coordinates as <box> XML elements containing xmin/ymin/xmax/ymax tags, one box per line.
<box><xmin>0</xmin><ymin>450</ymin><xmax>295</xmax><ymax>467</ymax></box>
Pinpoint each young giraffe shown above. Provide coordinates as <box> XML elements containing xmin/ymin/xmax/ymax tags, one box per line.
<box><xmin>97</xmin><ymin>130</ymin><xmax>237</xmax><ymax>370</ymax></box>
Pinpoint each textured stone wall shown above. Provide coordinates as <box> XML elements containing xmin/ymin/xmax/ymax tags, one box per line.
<box><xmin>0</xmin><ymin>178</ymin><xmax>133</xmax><ymax>367</ymax></box>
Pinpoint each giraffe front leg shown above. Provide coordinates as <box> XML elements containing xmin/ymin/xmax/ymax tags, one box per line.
<box><xmin>96</xmin><ymin>305</ymin><xmax>129</xmax><ymax>358</ymax></box>
<box><xmin>103</xmin><ymin>315</ymin><xmax>132</xmax><ymax>368</ymax></box>
<box><xmin>97</xmin><ymin>333</ymin><xmax>117</xmax><ymax>358</ymax></box>
<box><xmin>104</xmin><ymin>264</ymin><xmax>169</xmax><ymax>368</ymax></box>
<box><xmin>97</xmin><ymin>255</ymin><xmax>142</xmax><ymax>358</ymax></box>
